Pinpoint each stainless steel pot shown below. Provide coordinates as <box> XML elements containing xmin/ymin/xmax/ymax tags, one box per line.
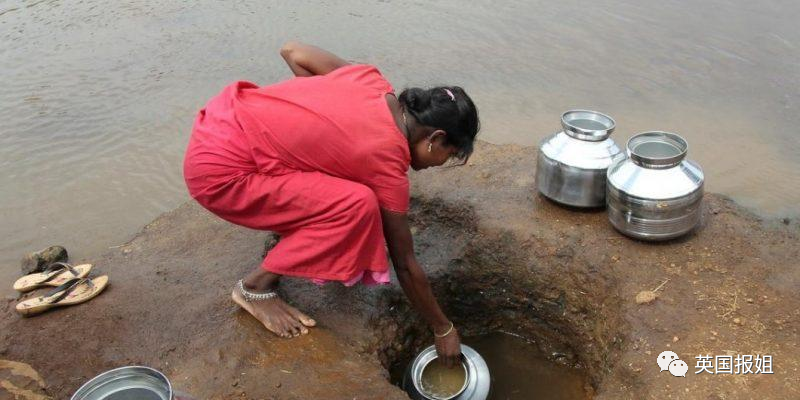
<box><xmin>536</xmin><ymin>110</ymin><xmax>625</xmax><ymax>207</ymax></box>
<box><xmin>607</xmin><ymin>131</ymin><xmax>704</xmax><ymax>240</ymax></box>
<box><xmin>71</xmin><ymin>366</ymin><xmax>196</xmax><ymax>400</ymax></box>
<box><xmin>72</xmin><ymin>366</ymin><xmax>172</xmax><ymax>400</ymax></box>
<box><xmin>402</xmin><ymin>344</ymin><xmax>490</xmax><ymax>400</ymax></box>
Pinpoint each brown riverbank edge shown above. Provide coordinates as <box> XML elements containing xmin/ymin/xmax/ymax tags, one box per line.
<box><xmin>1</xmin><ymin>141</ymin><xmax>798</xmax><ymax>400</ymax></box>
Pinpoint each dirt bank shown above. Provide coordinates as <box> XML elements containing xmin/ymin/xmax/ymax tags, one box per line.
<box><xmin>2</xmin><ymin>141</ymin><xmax>798</xmax><ymax>399</ymax></box>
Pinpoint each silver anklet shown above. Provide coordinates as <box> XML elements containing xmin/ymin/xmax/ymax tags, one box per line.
<box><xmin>237</xmin><ymin>279</ymin><xmax>278</xmax><ymax>302</ymax></box>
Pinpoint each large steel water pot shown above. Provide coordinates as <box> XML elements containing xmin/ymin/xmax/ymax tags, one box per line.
<box><xmin>402</xmin><ymin>344</ymin><xmax>490</xmax><ymax>400</ymax></box>
<box><xmin>71</xmin><ymin>366</ymin><xmax>196</xmax><ymax>400</ymax></box>
<box><xmin>607</xmin><ymin>131</ymin><xmax>704</xmax><ymax>241</ymax></box>
<box><xmin>536</xmin><ymin>110</ymin><xmax>625</xmax><ymax>207</ymax></box>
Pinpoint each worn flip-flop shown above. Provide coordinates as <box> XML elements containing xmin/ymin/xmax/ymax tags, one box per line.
<box><xmin>16</xmin><ymin>276</ymin><xmax>108</xmax><ymax>317</ymax></box>
<box><xmin>12</xmin><ymin>262</ymin><xmax>92</xmax><ymax>293</ymax></box>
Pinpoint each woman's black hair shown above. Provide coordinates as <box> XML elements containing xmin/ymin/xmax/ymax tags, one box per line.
<box><xmin>398</xmin><ymin>86</ymin><xmax>480</xmax><ymax>162</ymax></box>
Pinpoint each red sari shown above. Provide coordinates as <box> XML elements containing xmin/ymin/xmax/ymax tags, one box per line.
<box><xmin>183</xmin><ymin>65</ymin><xmax>410</xmax><ymax>285</ymax></box>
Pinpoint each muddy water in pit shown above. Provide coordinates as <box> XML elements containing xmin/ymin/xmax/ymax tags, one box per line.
<box><xmin>464</xmin><ymin>332</ymin><xmax>591</xmax><ymax>400</ymax></box>
<box><xmin>1</xmin><ymin>1</ymin><xmax>799</xmax><ymax>291</ymax></box>
<box><xmin>393</xmin><ymin>332</ymin><xmax>590</xmax><ymax>399</ymax></box>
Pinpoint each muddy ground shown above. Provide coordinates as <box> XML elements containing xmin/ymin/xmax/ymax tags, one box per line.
<box><xmin>1</xmin><ymin>141</ymin><xmax>798</xmax><ymax>400</ymax></box>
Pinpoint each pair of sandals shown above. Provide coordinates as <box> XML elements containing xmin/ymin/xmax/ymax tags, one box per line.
<box><xmin>12</xmin><ymin>262</ymin><xmax>108</xmax><ymax>317</ymax></box>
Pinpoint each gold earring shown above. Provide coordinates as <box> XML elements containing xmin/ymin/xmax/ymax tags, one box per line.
<box><xmin>427</xmin><ymin>142</ymin><xmax>433</xmax><ymax>152</ymax></box>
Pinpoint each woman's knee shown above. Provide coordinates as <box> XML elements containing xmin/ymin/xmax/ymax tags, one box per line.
<box><xmin>348</xmin><ymin>184</ymin><xmax>380</xmax><ymax>215</ymax></box>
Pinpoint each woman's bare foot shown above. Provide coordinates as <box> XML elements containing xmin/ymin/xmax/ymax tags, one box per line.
<box><xmin>231</xmin><ymin>269</ymin><xmax>316</xmax><ymax>338</ymax></box>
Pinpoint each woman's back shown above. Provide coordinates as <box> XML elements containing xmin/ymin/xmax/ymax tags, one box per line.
<box><xmin>185</xmin><ymin>64</ymin><xmax>411</xmax><ymax>213</ymax></box>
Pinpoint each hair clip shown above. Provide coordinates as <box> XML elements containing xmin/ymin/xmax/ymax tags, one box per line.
<box><xmin>443</xmin><ymin>88</ymin><xmax>455</xmax><ymax>101</ymax></box>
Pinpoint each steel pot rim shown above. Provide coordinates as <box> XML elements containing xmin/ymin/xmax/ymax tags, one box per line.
<box><xmin>411</xmin><ymin>351</ymin><xmax>469</xmax><ymax>400</ymax></box>
<box><xmin>627</xmin><ymin>131</ymin><xmax>688</xmax><ymax>168</ymax></box>
<box><xmin>71</xmin><ymin>365</ymin><xmax>173</xmax><ymax>400</ymax></box>
<box><xmin>406</xmin><ymin>344</ymin><xmax>490</xmax><ymax>400</ymax></box>
<box><xmin>560</xmin><ymin>109</ymin><xmax>616</xmax><ymax>142</ymax></box>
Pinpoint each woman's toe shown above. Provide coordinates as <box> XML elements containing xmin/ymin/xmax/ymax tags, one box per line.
<box><xmin>283</xmin><ymin>304</ymin><xmax>316</xmax><ymax>327</ymax></box>
<box><xmin>287</xmin><ymin>322</ymin><xmax>300</xmax><ymax>337</ymax></box>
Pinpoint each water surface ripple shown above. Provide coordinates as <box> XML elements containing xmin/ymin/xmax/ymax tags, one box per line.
<box><xmin>1</xmin><ymin>0</ymin><xmax>798</xmax><ymax>287</ymax></box>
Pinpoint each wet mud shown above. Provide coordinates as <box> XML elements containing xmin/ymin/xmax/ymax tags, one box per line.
<box><xmin>1</xmin><ymin>142</ymin><xmax>798</xmax><ymax>399</ymax></box>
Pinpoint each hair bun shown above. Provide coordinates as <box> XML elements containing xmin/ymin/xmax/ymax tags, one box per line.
<box><xmin>400</xmin><ymin>87</ymin><xmax>432</xmax><ymax>113</ymax></box>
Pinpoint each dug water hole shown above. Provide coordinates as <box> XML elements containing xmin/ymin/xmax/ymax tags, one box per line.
<box><xmin>390</xmin><ymin>332</ymin><xmax>592</xmax><ymax>400</ymax></box>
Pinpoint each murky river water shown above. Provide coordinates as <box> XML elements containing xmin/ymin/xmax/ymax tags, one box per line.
<box><xmin>2</xmin><ymin>1</ymin><xmax>799</xmax><ymax>288</ymax></box>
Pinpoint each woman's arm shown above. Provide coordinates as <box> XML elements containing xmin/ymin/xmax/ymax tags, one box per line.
<box><xmin>279</xmin><ymin>41</ymin><xmax>349</xmax><ymax>77</ymax></box>
<box><xmin>380</xmin><ymin>208</ymin><xmax>462</xmax><ymax>368</ymax></box>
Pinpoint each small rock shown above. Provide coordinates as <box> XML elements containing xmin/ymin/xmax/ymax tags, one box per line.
<box><xmin>746</xmin><ymin>298</ymin><xmax>754</xmax><ymax>303</ymax></box>
<box><xmin>782</xmin><ymin>218</ymin><xmax>790</xmax><ymax>225</ymax></box>
<box><xmin>232</xmin><ymin>379</ymin><xmax>239</xmax><ymax>387</ymax></box>
<box><xmin>635</xmin><ymin>291</ymin><xmax>657</xmax><ymax>304</ymax></box>
<box><xmin>733</xmin><ymin>318</ymin><xmax>742</xmax><ymax>325</ymax></box>
<box><xmin>672</xmin><ymin>336</ymin><xmax>679</xmax><ymax>343</ymax></box>
<box><xmin>20</xmin><ymin>245</ymin><xmax>68</xmax><ymax>274</ymax></box>
<box><xmin>275</xmin><ymin>382</ymin><xmax>281</xmax><ymax>388</ymax></box>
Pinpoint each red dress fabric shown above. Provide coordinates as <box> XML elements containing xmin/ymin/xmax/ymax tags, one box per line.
<box><xmin>183</xmin><ymin>64</ymin><xmax>410</xmax><ymax>284</ymax></box>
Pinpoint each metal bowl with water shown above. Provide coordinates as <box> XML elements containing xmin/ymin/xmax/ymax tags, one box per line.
<box><xmin>71</xmin><ymin>366</ymin><xmax>172</xmax><ymax>400</ymax></box>
<box><xmin>536</xmin><ymin>110</ymin><xmax>625</xmax><ymax>207</ymax></box>
<box><xmin>403</xmin><ymin>344</ymin><xmax>490</xmax><ymax>400</ymax></box>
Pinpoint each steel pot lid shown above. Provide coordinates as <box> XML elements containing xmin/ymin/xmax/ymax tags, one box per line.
<box><xmin>71</xmin><ymin>366</ymin><xmax>173</xmax><ymax>400</ymax></box>
<box><xmin>561</xmin><ymin>110</ymin><xmax>616</xmax><ymax>142</ymax></box>
<box><xmin>627</xmin><ymin>131</ymin><xmax>687</xmax><ymax>169</ymax></box>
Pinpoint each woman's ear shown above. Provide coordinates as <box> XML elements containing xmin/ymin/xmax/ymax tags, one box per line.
<box><xmin>429</xmin><ymin>129</ymin><xmax>447</xmax><ymax>142</ymax></box>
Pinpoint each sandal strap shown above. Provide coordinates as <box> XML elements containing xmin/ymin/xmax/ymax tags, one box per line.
<box><xmin>37</xmin><ymin>262</ymin><xmax>79</xmax><ymax>284</ymax></box>
<box><xmin>41</xmin><ymin>277</ymin><xmax>94</xmax><ymax>305</ymax></box>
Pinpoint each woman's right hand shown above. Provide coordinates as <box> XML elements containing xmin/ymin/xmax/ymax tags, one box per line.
<box><xmin>434</xmin><ymin>324</ymin><xmax>462</xmax><ymax>368</ymax></box>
